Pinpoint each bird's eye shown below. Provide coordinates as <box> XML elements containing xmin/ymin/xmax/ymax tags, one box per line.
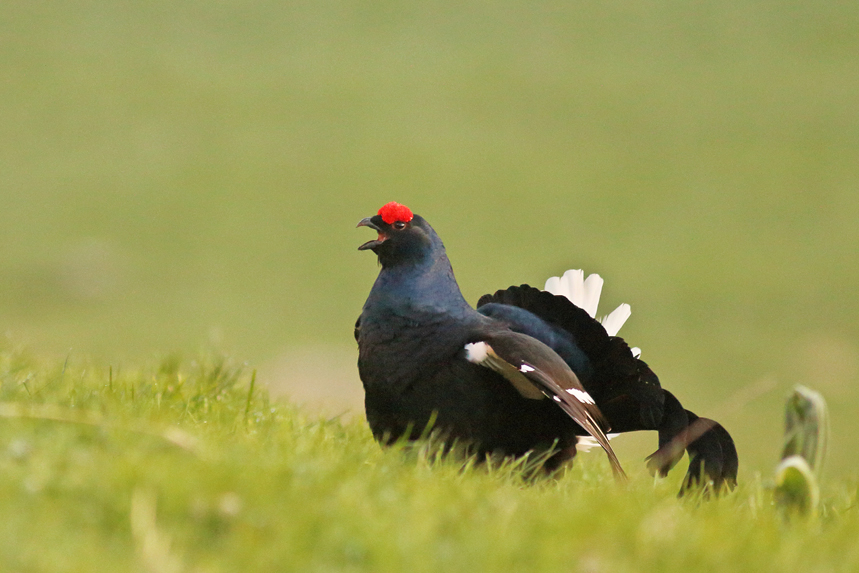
<box><xmin>393</xmin><ymin>221</ymin><xmax>407</xmax><ymax>230</ymax></box>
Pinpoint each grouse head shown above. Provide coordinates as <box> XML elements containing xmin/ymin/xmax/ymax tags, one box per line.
<box><xmin>357</xmin><ymin>202</ymin><xmax>440</xmax><ymax>268</ymax></box>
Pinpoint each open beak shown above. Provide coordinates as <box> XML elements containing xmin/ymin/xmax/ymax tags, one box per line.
<box><xmin>357</xmin><ymin>217</ymin><xmax>387</xmax><ymax>251</ymax></box>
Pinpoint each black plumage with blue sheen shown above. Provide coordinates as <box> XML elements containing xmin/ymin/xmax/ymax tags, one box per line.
<box><xmin>356</xmin><ymin>204</ymin><xmax>737</xmax><ymax>493</ymax></box>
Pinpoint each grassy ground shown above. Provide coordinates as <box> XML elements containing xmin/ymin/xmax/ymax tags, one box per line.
<box><xmin>1</xmin><ymin>347</ymin><xmax>856</xmax><ymax>572</ymax></box>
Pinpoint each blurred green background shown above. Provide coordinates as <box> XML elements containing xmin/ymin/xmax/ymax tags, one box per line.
<box><xmin>2</xmin><ymin>1</ymin><xmax>857</xmax><ymax>478</ymax></box>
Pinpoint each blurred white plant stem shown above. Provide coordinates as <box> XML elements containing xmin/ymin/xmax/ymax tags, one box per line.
<box><xmin>774</xmin><ymin>386</ymin><xmax>829</xmax><ymax>518</ymax></box>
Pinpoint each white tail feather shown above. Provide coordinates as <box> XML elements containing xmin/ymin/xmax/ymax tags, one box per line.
<box><xmin>581</xmin><ymin>273</ymin><xmax>604</xmax><ymax>318</ymax></box>
<box><xmin>544</xmin><ymin>269</ymin><xmax>641</xmax><ymax>357</ymax></box>
<box><xmin>544</xmin><ymin>276</ymin><xmax>562</xmax><ymax>297</ymax></box>
<box><xmin>576</xmin><ymin>433</ymin><xmax>620</xmax><ymax>452</ymax></box>
<box><xmin>601</xmin><ymin>303</ymin><xmax>631</xmax><ymax>337</ymax></box>
<box><xmin>559</xmin><ymin>269</ymin><xmax>585</xmax><ymax>308</ymax></box>
<box><xmin>549</xmin><ymin>269</ymin><xmax>605</xmax><ymax>319</ymax></box>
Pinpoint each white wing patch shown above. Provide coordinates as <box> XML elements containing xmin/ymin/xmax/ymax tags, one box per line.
<box><xmin>463</xmin><ymin>336</ymin><xmax>626</xmax><ymax>478</ymax></box>
<box><xmin>566</xmin><ymin>387</ymin><xmax>596</xmax><ymax>405</ymax></box>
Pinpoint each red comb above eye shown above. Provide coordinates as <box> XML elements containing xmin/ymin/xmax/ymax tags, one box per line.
<box><xmin>378</xmin><ymin>202</ymin><xmax>414</xmax><ymax>224</ymax></box>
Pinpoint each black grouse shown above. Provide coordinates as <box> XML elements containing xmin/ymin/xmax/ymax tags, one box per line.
<box><xmin>356</xmin><ymin>202</ymin><xmax>738</xmax><ymax>492</ymax></box>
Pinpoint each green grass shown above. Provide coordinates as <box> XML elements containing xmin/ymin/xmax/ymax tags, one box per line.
<box><xmin>1</xmin><ymin>347</ymin><xmax>856</xmax><ymax>572</ymax></box>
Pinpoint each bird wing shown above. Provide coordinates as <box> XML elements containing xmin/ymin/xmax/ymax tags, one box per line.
<box><xmin>478</xmin><ymin>284</ymin><xmax>664</xmax><ymax>429</ymax></box>
<box><xmin>464</xmin><ymin>331</ymin><xmax>626</xmax><ymax>480</ymax></box>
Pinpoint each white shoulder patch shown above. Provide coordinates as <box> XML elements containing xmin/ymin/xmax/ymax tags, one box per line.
<box><xmin>464</xmin><ymin>341</ymin><xmax>544</xmax><ymax>400</ymax></box>
<box><xmin>464</xmin><ymin>341</ymin><xmax>489</xmax><ymax>364</ymax></box>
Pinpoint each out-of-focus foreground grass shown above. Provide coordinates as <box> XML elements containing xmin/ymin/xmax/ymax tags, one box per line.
<box><xmin>0</xmin><ymin>348</ymin><xmax>857</xmax><ymax>572</ymax></box>
<box><xmin>1</xmin><ymin>1</ymin><xmax>858</xmax><ymax>483</ymax></box>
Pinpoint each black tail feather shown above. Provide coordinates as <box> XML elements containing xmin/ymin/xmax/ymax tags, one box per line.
<box><xmin>681</xmin><ymin>413</ymin><xmax>739</xmax><ymax>494</ymax></box>
<box><xmin>645</xmin><ymin>390</ymin><xmax>738</xmax><ymax>495</ymax></box>
<box><xmin>645</xmin><ymin>390</ymin><xmax>689</xmax><ymax>477</ymax></box>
